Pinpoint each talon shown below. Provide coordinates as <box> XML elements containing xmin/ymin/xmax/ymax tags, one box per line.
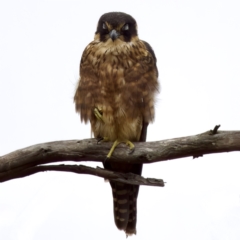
<box><xmin>97</xmin><ymin>137</ymin><xmax>108</xmax><ymax>144</ymax></box>
<box><xmin>97</xmin><ymin>137</ymin><xmax>103</xmax><ymax>144</ymax></box>
<box><xmin>94</xmin><ymin>107</ymin><xmax>104</xmax><ymax>122</ymax></box>
<box><xmin>128</xmin><ymin>146</ymin><xmax>135</xmax><ymax>154</ymax></box>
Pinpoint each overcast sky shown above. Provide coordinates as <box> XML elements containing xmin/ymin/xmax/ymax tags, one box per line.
<box><xmin>0</xmin><ymin>0</ymin><xmax>240</xmax><ymax>239</ymax></box>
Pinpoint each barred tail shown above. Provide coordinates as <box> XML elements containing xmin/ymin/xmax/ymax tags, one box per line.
<box><xmin>110</xmin><ymin>181</ymin><xmax>140</xmax><ymax>235</ymax></box>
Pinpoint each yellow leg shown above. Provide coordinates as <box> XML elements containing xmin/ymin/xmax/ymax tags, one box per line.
<box><xmin>106</xmin><ymin>140</ymin><xmax>135</xmax><ymax>159</ymax></box>
<box><xmin>94</xmin><ymin>107</ymin><xmax>104</xmax><ymax>122</ymax></box>
<box><xmin>107</xmin><ymin>140</ymin><xmax>121</xmax><ymax>158</ymax></box>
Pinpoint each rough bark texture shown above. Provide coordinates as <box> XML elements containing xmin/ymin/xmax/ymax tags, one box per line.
<box><xmin>0</xmin><ymin>127</ymin><xmax>240</xmax><ymax>183</ymax></box>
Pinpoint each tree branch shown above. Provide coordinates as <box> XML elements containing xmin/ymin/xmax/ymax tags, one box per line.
<box><xmin>0</xmin><ymin>164</ymin><xmax>164</xmax><ymax>186</ymax></box>
<box><xmin>0</xmin><ymin>126</ymin><xmax>240</xmax><ymax>183</ymax></box>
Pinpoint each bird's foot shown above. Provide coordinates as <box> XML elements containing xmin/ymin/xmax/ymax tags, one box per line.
<box><xmin>97</xmin><ymin>136</ymin><xmax>109</xmax><ymax>144</ymax></box>
<box><xmin>94</xmin><ymin>107</ymin><xmax>104</xmax><ymax>122</ymax></box>
<box><xmin>125</xmin><ymin>140</ymin><xmax>135</xmax><ymax>154</ymax></box>
<box><xmin>105</xmin><ymin>139</ymin><xmax>135</xmax><ymax>161</ymax></box>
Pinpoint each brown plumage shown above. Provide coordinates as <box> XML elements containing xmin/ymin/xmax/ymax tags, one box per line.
<box><xmin>74</xmin><ymin>12</ymin><xmax>159</xmax><ymax>235</ymax></box>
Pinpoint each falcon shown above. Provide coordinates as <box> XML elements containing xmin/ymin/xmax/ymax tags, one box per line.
<box><xmin>74</xmin><ymin>12</ymin><xmax>159</xmax><ymax>235</ymax></box>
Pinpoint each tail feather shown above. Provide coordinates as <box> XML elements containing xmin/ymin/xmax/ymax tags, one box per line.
<box><xmin>110</xmin><ymin>181</ymin><xmax>139</xmax><ymax>235</ymax></box>
<box><xmin>104</xmin><ymin>161</ymin><xmax>143</xmax><ymax>235</ymax></box>
<box><xmin>126</xmin><ymin>185</ymin><xmax>138</xmax><ymax>235</ymax></box>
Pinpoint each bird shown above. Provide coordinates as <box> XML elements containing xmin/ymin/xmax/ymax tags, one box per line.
<box><xmin>74</xmin><ymin>12</ymin><xmax>159</xmax><ymax>236</ymax></box>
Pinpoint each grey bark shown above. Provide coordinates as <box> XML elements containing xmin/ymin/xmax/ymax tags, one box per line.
<box><xmin>0</xmin><ymin>126</ymin><xmax>239</xmax><ymax>185</ymax></box>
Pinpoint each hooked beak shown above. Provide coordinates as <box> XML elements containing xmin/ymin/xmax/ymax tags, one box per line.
<box><xmin>109</xmin><ymin>29</ymin><xmax>119</xmax><ymax>41</ymax></box>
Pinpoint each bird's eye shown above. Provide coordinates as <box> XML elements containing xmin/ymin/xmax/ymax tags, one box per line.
<box><xmin>102</xmin><ymin>23</ymin><xmax>107</xmax><ymax>30</ymax></box>
<box><xmin>122</xmin><ymin>24</ymin><xmax>129</xmax><ymax>31</ymax></box>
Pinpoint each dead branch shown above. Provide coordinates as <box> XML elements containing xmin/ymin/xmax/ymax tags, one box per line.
<box><xmin>0</xmin><ymin>126</ymin><xmax>240</xmax><ymax>183</ymax></box>
<box><xmin>0</xmin><ymin>164</ymin><xmax>164</xmax><ymax>186</ymax></box>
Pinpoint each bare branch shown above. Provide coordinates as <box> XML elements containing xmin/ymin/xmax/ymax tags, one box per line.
<box><xmin>0</xmin><ymin>127</ymin><xmax>240</xmax><ymax>183</ymax></box>
<box><xmin>0</xmin><ymin>164</ymin><xmax>164</xmax><ymax>186</ymax></box>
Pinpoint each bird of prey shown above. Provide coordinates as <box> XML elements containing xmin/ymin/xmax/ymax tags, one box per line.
<box><xmin>74</xmin><ymin>12</ymin><xmax>159</xmax><ymax>235</ymax></box>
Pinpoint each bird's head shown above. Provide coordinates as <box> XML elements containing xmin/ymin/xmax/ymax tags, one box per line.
<box><xmin>94</xmin><ymin>12</ymin><xmax>138</xmax><ymax>43</ymax></box>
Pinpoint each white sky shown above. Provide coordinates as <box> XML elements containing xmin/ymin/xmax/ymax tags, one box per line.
<box><xmin>0</xmin><ymin>0</ymin><xmax>240</xmax><ymax>239</ymax></box>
